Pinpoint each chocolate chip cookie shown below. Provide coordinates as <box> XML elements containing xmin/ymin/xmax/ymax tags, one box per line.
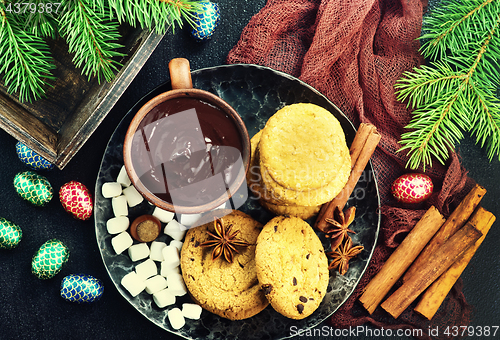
<box><xmin>180</xmin><ymin>210</ymin><xmax>268</xmax><ymax>320</ymax></box>
<box><xmin>255</xmin><ymin>215</ymin><xmax>329</xmax><ymax>319</ymax></box>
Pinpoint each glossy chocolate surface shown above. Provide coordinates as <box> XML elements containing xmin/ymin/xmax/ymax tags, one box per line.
<box><xmin>130</xmin><ymin>97</ymin><xmax>243</xmax><ymax>207</ymax></box>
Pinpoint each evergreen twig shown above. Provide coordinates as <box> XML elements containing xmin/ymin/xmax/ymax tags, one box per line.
<box><xmin>21</xmin><ymin>0</ymin><xmax>59</xmax><ymax>39</ymax></box>
<box><xmin>0</xmin><ymin>0</ymin><xmax>200</xmax><ymax>102</ymax></box>
<box><xmin>58</xmin><ymin>0</ymin><xmax>125</xmax><ymax>83</ymax></box>
<box><xmin>106</xmin><ymin>0</ymin><xmax>203</xmax><ymax>34</ymax></box>
<box><xmin>396</xmin><ymin>0</ymin><xmax>500</xmax><ymax>170</ymax></box>
<box><xmin>0</xmin><ymin>2</ymin><xmax>56</xmax><ymax>102</ymax></box>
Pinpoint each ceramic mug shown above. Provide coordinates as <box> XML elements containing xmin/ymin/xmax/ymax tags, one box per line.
<box><xmin>123</xmin><ymin>58</ymin><xmax>250</xmax><ymax>214</ymax></box>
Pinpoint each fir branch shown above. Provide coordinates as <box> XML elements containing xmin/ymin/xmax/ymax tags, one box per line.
<box><xmin>107</xmin><ymin>0</ymin><xmax>202</xmax><ymax>34</ymax></box>
<box><xmin>58</xmin><ymin>0</ymin><xmax>125</xmax><ymax>83</ymax></box>
<box><xmin>1</xmin><ymin>0</ymin><xmax>199</xmax><ymax>102</ymax></box>
<box><xmin>466</xmin><ymin>9</ymin><xmax>500</xmax><ymax>160</ymax></box>
<box><xmin>396</xmin><ymin>62</ymin><xmax>471</xmax><ymax>169</ymax></box>
<box><xmin>419</xmin><ymin>0</ymin><xmax>496</xmax><ymax>60</ymax></box>
<box><xmin>21</xmin><ymin>0</ymin><xmax>60</xmax><ymax>39</ymax></box>
<box><xmin>24</xmin><ymin>13</ymin><xmax>58</xmax><ymax>39</ymax></box>
<box><xmin>396</xmin><ymin>0</ymin><xmax>500</xmax><ymax>170</ymax></box>
<box><xmin>0</xmin><ymin>3</ymin><xmax>56</xmax><ymax>102</ymax></box>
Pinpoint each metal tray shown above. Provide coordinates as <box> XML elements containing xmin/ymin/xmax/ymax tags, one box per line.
<box><xmin>95</xmin><ymin>64</ymin><xmax>381</xmax><ymax>339</ymax></box>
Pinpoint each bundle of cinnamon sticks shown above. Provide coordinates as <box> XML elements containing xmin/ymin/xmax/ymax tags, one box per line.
<box><xmin>359</xmin><ymin>184</ymin><xmax>495</xmax><ymax>319</ymax></box>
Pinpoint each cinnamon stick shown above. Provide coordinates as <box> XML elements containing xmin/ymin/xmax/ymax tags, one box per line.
<box><xmin>358</xmin><ymin>206</ymin><xmax>445</xmax><ymax>314</ymax></box>
<box><xmin>349</xmin><ymin>123</ymin><xmax>378</xmax><ymax>170</ymax></box>
<box><xmin>315</xmin><ymin>123</ymin><xmax>381</xmax><ymax>232</ymax></box>
<box><xmin>414</xmin><ymin>207</ymin><xmax>495</xmax><ymax>320</ymax></box>
<box><xmin>402</xmin><ymin>184</ymin><xmax>486</xmax><ymax>283</ymax></box>
<box><xmin>380</xmin><ymin>221</ymin><xmax>483</xmax><ymax>319</ymax></box>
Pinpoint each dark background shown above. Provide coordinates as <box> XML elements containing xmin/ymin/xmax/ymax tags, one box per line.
<box><xmin>0</xmin><ymin>1</ymin><xmax>498</xmax><ymax>339</ymax></box>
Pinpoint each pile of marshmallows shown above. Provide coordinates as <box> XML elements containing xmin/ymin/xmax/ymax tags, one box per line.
<box><xmin>101</xmin><ymin>165</ymin><xmax>206</xmax><ymax>330</ymax></box>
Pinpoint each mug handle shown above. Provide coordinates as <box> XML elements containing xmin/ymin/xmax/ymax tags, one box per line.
<box><xmin>169</xmin><ymin>58</ymin><xmax>193</xmax><ymax>90</ymax></box>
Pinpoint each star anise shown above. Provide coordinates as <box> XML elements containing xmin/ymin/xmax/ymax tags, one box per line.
<box><xmin>199</xmin><ymin>218</ymin><xmax>250</xmax><ymax>263</ymax></box>
<box><xmin>326</xmin><ymin>237</ymin><xmax>364</xmax><ymax>275</ymax></box>
<box><xmin>324</xmin><ymin>206</ymin><xmax>356</xmax><ymax>251</ymax></box>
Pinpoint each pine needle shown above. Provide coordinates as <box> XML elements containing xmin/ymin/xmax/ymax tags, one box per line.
<box><xmin>107</xmin><ymin>0</ymin><xmax>202</xmax><ymax>34</ymax></box>
<box><xmin>0</xmin><ymin>0</ymin><xmax>201</xmax><ymax>102</ymax></box>
<box><xmin>20</xmin><ymin>0</ymin><xmax>60</xmax><ymax>38</ymax></box>
<box><xmin>58</xmin><ymin>0</ymin><xmax>125</xmax><ymax>83</ymax></box>
<box><xmin>396</xmin><ymin>0</ymin><xmax>500</xmax><ymax>170</ymax></box>
<box><xmin>0</xmin><ymin>4</ymin><xmax>56</xmax><ymax>102</ymax></box>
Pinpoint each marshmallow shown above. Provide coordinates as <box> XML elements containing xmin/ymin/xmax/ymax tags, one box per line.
<box><xmin>152</xmin><ymin>207</ymin><xmax>174</xmax><ymax>223</ymax></box>
<box><xmin>122</xmin><ymin>185</ymin><xmax>143</xmax><ymax>207</ymax></box>
<box><xmin>128</xmin><ymin>243</ymin><xmax>150</xmax><ymax>262</ymax></box>
<box><xmin>145</xmin><ymin>275</ymin><xmax>168</xmax><ymax>295</ymax></box>
<box><xmin>167</xmin><ymin>273</ymin><xmax>187</xmax><ymax>296</ymax></box>
<box><xmin>112</xmin><ymin>195</ymin><xmax>128</xmax><ymax>217</ymax></box>
<box><xmin>149</xmin><ymin>241</ymin><xmax>167</xmax><ymax>262</ymax></box>
<box><xmin>167</xmin><ymin>308</ymin><xmax>185</xmax><ymax>330</ymax></box>
<box><xmin>161</xmin><ymin>245</ymin><xmax>180</xmax><ymax>270</ymax></box>
<box><xmin>160</xmin><ymin>262</ymin><xmax>180</xmax><ymax>277</ymax></box>
<box><xmin>169</xmin><ymin>240</ymin><xmax>183</xmax><ymax>252</ymax></box>
<box><xmin>101</xmin><ymin>182</ymin><xmax>122</xmax><ymax>198</ymax></box>
<box><xmin>182</xmin><ymin>303</ymin><xmax>202</xmax><ymax>320</ymax></box>
<box><xmin>111</xmin><ymin>231</ymin><xmax>133</xmax><ymax>254</ymax></box>
<box><xmin>106</xmin><ymin>216</ymin><xmax>129</xmax><ymax>234</ymax></box>
<box><xmin>153</xmin><ymin>288</ymin><xmax>176</xmax><ymax>308</ymax></box>
<box><xmin>179</xmin><ymin>213</ymin><xmax>201</xmax><ymax>227</ymax></box>
<box><xmin>121</xmin><ymin>271</ymin><xmax>146</xmax><ymax>297</ymax></box>
<box><xmin>164</xmin><ymin>220</ymin><xmax>186</xmax><ymax>241</ymax></box>
<box><xmin>135</xmin><ymin>259</ymin><xmax>157</xmax><ymax>281</ymax></box>
<box><xmin>117</xmin><ymin>165</ymin><xmax>131</xmax><ymax>187</ymax></box>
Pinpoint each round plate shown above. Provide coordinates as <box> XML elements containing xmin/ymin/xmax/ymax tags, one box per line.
<box><xmin>95</xmin><ymin>64</ymin><xmax>380</xmax><ymax>340</ymax></box>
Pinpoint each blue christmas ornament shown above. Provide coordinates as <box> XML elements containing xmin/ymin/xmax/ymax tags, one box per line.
<box><xmin>15</xmin><ymin>142</ymin><xmax>54</xmax><ymax>171</ymax></box>
<box><xmin>191</xmin><ymin>1</ymin><xmax>220</xmax><ymax>41</ymax></box>
<box><xmin>60</xmin><ymin>274</ymin><xmax>104</xmax><ymax>303</ymax></box>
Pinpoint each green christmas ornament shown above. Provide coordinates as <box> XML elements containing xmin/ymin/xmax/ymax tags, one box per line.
<box><xmin>31</xmin><ymin>239</ymin><xmax>69</xmax><ymax>280</ymax></box>
<box><xmin>0</xmin><ymin>217</ymin><xmax>22</xmax><ymax>249</ymax></box>
<box><xmin>13</xmin><ymin>171</ymin><xmax>53</xmax><ymax>206</ymax></box>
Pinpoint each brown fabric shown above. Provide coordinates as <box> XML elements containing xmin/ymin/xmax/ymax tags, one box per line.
<box><xmin>227</xmin><ymin>0</ymin><xmax>474</xmax><ymax>338</ymax></box>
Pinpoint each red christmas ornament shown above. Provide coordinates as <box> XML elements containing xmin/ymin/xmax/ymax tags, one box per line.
<box><xmin>59</xmin><ymin>181</ymin><xmax>93</xmax><ymax>220</ymax></box>
<box><xmin>391</xmin><ymin>173</ymin><xmax>433</xmax><ymax>204</ymax></box>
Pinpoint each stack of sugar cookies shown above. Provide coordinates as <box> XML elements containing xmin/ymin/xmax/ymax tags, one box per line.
<box><xmin>248</xmin><ymin>103</ymin><xmax>351</xmax><ymax>220</ymax></box>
